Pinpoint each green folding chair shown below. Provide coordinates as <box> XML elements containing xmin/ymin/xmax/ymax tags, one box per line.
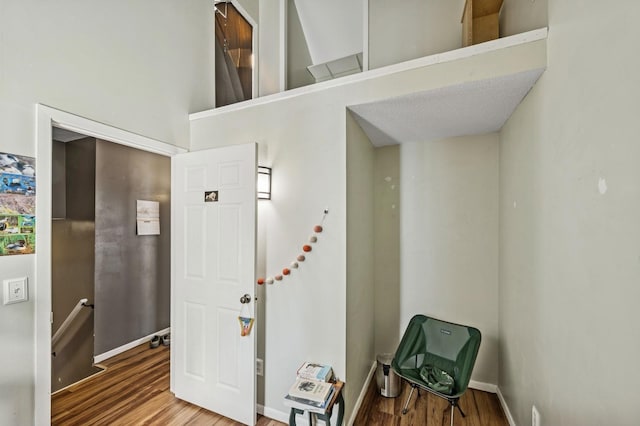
<box><xmin>391</xmin><ymin>314</ymin><xmax>481</xmax><ymax>426</ymax></box>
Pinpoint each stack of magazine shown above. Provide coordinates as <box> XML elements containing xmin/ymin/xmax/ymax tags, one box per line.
<box><xmin>284</xmin><ymin>362</ymin><xmax>335</xmax><ymax>412</ymax></box>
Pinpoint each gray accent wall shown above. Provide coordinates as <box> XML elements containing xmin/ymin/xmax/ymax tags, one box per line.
<box><xmin>51</xmin><ymin>138</ymin><xmax>171</xmax><ymax>388</ymax></box>
<box><xmin>94</xmin><ymin>140</ymin><xmax>171</xmax><ymax>354</ymax></box>
<box><xmin>51</xmin><ymin>139</ymin><xmax>97</xmax><ymax>393</ymax></box>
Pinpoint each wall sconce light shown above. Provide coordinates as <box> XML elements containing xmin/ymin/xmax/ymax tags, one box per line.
<box><xmin>257</xmin><ymin>166</ymin><xmax>272</xmax><ymax>200</ymax></box>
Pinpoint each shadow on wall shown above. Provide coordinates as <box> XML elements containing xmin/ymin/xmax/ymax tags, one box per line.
<box><xmin>374</xmin><ymin>145</ymin><xmax>401</xmax><ymax>355</ymax></box>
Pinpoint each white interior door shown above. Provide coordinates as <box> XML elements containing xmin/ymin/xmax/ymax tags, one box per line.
<box><xmin>171</xmin><ymin>142</ymin><xmax>257</xmax><ymax>425</ymax></box>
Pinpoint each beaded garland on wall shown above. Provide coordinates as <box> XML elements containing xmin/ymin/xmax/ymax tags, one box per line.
<box><xmin>257</xmin><ymin>209</ymin><xmax>328</xmax><ymax>285</ymax></box>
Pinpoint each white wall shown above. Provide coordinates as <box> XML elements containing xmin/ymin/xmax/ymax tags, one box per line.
<box><xmin>398</xmin><ymin>134</ymin><xmax>499</xmax><ymax>385</ymax></box>
<box><xmin>500</xmin><ymin>0</ymin><xmax>547</xmax><ymax>38</ymax></box>
<box><xmin>0</xmin><ymin>255</ymin><xmax>34</xmax><ymax>425</ymax></box>
<box><xmin>368</xmin><ymin>0</ymin><xmax>465</xmax><ymax>69</ymax></box>
<box><xmin>293</xmin><ymin>0</ymin><xmax>363</xmax><ymax>65</ymax></box>
<box><xmin>192</xmin><ymin>93</ymin><xmax>348</xmax><ymax>420</ymax></box>
<box><xmin>190</xmin><ymin>40</ymin><xmax>538</xmax><ymax>417</ymax></box>
<box><xmin>0</xmin><ymin>1</ymin><xmax>214</xmax><ymax>148</ymax></box>
<box><xmin>258</xmin><ymin>0</ymin><xmax>285</xmax><ymax>96</ymax></box>
<box><xmin>0</xmin><ymin>1</ymin><xmax>214</xmax><ymax>423</ymax></box>
<box><xmin>287</xmin><ymin>0</ymin><xmax>315</xmax><ymax>90</ymax></box>
<box><xmin>499</xmin><ymin>1</ymin><xmax>640</xmax><ymax>424</ymax></box>
<box><xmin>345</xmin><ymin>112</ymin><xmax>375</xmax><ymax>422</ymax></box>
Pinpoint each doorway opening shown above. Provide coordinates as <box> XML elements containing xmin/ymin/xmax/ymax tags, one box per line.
<box><xmin>49</xmin><ymin>130</ymin><xmax>172</xmax><ymax>396</ymax></box>
<box><xmin>34</xmin><ymin>105</ymin><xmax>185</xmax><ymax>424</ymax></box>
<box><xmin>215</xmin><ymin>0</ymin><xmax>256</xmax><ymax>107</ymax></box>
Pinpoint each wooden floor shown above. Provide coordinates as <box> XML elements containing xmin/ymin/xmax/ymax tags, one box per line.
<box><xmin>52</xmin><ymin>343</ymin><xmax>508</xmax><ymax>426</ymax></box>
<box><xmin>353</xmin><ymin>377</ymin><xmax>508</xmax><ymax>426</ymax></box>
<box><xmin>51</xmin><ymin>343</ymin><xmax>284</xmax><ymax>426</ymax></box>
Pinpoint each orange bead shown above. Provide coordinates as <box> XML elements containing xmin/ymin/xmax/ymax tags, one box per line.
<box><xmin>303</xmin><ymin>245</ymin><xmax>312</xmax><ymax>252</ymax></box>
<box><xmin>257</xmin><ymin>278</ymin><xmax>265</xmax><ymax>285</ymax></box>
<box><xmin>283</xmin><ymin>268</ymin><xmax>290</xmax><ymax>275</ymax></box>
<box><xmin>314</xmin><ymin>225</ymin><xmax>323</xmax><ymax>233</ymax></box>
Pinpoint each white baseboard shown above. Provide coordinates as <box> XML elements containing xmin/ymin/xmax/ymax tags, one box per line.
<box><xmin>496</xmin><ymin>386</ymin><xmax>516</xmax><ymax>426</ymax></box>
<box><xmin>469</xmin><ymin>379</ymin><xmax>497</xmax><ymax>393</ymax></box>
<box><xmin>347</xmin><ymin>361</ymin><xmax>377</xmax><ymax>426</ymax></box>
<box><xmin>93</xmin><ymin>327</ymin><xmax>170</xmax><ymax>364</ymax></box>
<box><xmin>261</xmin><ymin>406</ymin><xmax>289</xmax><ymax>424</ymax></box>
<box><xmin>51</xmin><ymin>364</ymin><xmax>107</xmax><ymax>396</ymax></box>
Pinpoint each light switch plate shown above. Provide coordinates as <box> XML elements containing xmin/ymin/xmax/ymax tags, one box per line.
<box><xmin>3</xmin><ymin>277</ymin><xmax>28</xmax><ymax>305</ymax></box>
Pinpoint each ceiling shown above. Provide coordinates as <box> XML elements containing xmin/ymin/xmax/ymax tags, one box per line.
<box><xmin>52</xmin><ymin>127</ymin><xmax>87</xmax><ymax>142</ymax></box>
<box><xmin>348</xmin><ymin>68</ymin><xmax>545</xmax><ymax>147</ymax></box>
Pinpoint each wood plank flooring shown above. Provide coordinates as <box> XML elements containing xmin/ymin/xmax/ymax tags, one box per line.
<box><xmin>52</xmin><ymin>343</ymin><xmax>508</xmax><ymax>426</ymax></box>
<box><xmin>51</xmin><ymin>343</ymin><xmax>284</xmax><ymax>426</ymax></box>
<box><xmin>353</xmin><ymin>376</ymin><xmax>509</xmax><ymax>426</ymax></box>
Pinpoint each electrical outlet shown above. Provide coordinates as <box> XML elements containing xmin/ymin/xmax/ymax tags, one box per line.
<box><xmin>532</xmin><ymin>405</ymin><xmax>540</xmax><ymax>426</ymax></box>
<box><xmin>256</xmin><ymin>358</ymin><xmax>264</xmax><ymax>376</ymax></box>
<box><xmin>3</xmin><ymin>277</ymin><xmax>28</xmax><ymax>305</ymax></box>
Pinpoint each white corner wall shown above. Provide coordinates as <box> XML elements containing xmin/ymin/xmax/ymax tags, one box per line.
<box><xmin>345</xmin><ymin>112</ymin><xmax>375</xmax><ymax>423</ymax></box>
<box><xmin>0</xmin><ymin>1</ymin><xmax>215</xmax><ymax>423</ymax></box>
<box><xmin>373</xmin><ymin>145</ymin><xmax>401</xmax><ymax>355</ymax></box>
<box><xmin>397</xmin><ymin>134</ymin><xmax>500</xmax><ymax>385</ymax></box>
<box><xmin>499</xmin><ymin>1</ymin><xmax>640</xmax><ymax>424</ymax></box>
<box><xmin>500</xmin><ymin>0</ymin><xmax>548</xmax><ymax>38</ymax></box>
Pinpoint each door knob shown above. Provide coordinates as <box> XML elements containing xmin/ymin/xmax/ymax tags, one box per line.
<box><xmin>240</xmin><ymin>294</ymin><xmax>251</xmax><ymax>304</ymax></box>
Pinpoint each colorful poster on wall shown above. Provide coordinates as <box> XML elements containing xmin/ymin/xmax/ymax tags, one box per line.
<box><xmin>0</xmin><ymin>152</ymin><xmax>35</xmax><ymax>255</ymax></box>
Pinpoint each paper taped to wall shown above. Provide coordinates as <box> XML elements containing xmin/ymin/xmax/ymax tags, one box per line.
<box><xmin>136</xmin><ymin>200</ymin><xmax>160</xmax><ymax>235</ymax></box>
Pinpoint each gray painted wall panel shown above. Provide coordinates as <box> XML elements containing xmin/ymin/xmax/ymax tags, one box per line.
<box><xmin>51</xmin><ymin>220</ymin><xmax>97</xmax><ymax>393</ymax></box>
<box><xmin>94</xmin><ymin>140</ymin><xmax>171</xmax><ymax>354</ymax></box>
<box><xmin>51</xmin><ymin>140</ymin><xmax>97</xmax><ymax>392</ymax></box>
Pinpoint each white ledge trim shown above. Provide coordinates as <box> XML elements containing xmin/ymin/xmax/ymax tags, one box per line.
<box><xmin>190</xmin><ymin>28</ymin><xmax>548</xmax><ymax>121</ymax></box>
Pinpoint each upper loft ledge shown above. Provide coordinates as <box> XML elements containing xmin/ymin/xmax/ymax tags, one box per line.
<box><xmin>190</xmin><ymin>28</ymin><xmax>547</xmax><ymax>123</ymax></box>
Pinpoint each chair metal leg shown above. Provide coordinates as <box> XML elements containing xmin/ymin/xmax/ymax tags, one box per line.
<box><xmin>401</xmin><ymin>385</ymin><xmax>416</xmax><ymax>415</ymax></box>
<box><xmin>447</xmin><ymin>399</ymin><xmax>465</xmax><ymax>426</ymax></box>
<box><xmin>450</xmin><ymin>404</ymin><xmax>454</xmax><ymax>426</ymax></box>
<box><xmin>457</xmin><ymin>402</ymin><xmax>466</xmax><ymax>417</ymax></box>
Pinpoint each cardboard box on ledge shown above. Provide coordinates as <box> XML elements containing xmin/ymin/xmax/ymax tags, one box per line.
<box><xmin>461</xmin><ymin>0</ymin><xmax>504</xmax><ymax>47</ymax></box>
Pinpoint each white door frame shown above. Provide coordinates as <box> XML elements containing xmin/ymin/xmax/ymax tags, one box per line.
<box><xmin>34</xmin><ymin>104</ymin><xmax>186</xmax><ymax>425</ymax></box>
